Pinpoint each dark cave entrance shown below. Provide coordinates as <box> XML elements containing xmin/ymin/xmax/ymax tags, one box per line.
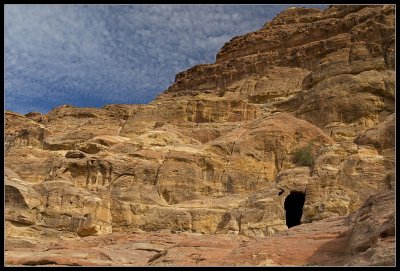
<box><xmin>284</xmin><ymin>191</ymin><xmax>305</xmax><ymax>228</ymax></box>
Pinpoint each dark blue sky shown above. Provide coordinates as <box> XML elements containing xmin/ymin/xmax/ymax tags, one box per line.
<box><xmin>5</xmin><ymin>4</ymin><xmax>326</xmax><ymax>114</ymax></box>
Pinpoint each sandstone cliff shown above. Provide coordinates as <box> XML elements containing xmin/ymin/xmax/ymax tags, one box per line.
<box><xmin>5</xmin><ymin>5</ymin><xmax>395</xmax><ymax>266</ymax></box>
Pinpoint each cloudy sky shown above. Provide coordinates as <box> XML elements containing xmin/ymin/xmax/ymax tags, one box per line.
<box><xmin>5</xmin><ymin>4</ymin><xmax>326</xmax><ymax>114</ymax></box>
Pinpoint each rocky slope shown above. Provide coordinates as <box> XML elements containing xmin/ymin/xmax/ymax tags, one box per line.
<box><xmin>5</xmin><ymin>5</ymin><xmax>395</xmax><ymax>266</ymax></box>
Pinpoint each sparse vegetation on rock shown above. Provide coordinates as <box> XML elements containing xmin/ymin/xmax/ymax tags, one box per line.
<box><xmin>293</xmin><ymin>143</ymin><xmax>314</xmax><ymax>167</ymax></box>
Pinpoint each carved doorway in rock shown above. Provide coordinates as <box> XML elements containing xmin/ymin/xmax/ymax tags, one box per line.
<box><xmin>284</xmin><ymin>191</ymin><xmax>305</xmax><ymax>228</ymax></box>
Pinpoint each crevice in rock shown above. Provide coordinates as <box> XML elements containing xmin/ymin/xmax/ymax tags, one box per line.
<box><xmin>117</xmin><ymin>112</ymin><xmax>133</xmax><ymax>136</ymax></box>
<box><xmin>108</xmin><ymin>172</ymin><xmax>136</xmax><ymax>190</ymax></box>
<box><xmin>218</xmin><ymin>128</ymin><xmax>248</xmax><ymax>189</ymax></box>
<box><xmin>237</xmin><ymin>212</ymin><xmax>243</xmax><ymax>233</ymax></box>
<box><xmin>153</xmin><ymin>165</ymin><xmax>161</xmax><ymax>186</ymax></box>
<box><xmin>22</xmin><ymin>260</ymin><xmax>58</xmax><ymax>266</ymax></box>
<box><xmin>153</xmin><ymin>151</ymin><xmax>169</xmax><ymax>186</ymax></box>
<box><xmin>147</xmin><ymin>250</ymin><xmax>167</xmax><ymax>264</ymax></box>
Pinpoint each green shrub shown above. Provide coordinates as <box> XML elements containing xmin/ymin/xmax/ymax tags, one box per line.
<box><xmin>293</xmin><ymin>143</ymin><xmax>314</xmax><ymax>166</ymax></box>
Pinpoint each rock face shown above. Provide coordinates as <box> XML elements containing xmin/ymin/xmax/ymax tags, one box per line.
<box><xmin>345</xmin><ymin>191</ymin><xmax>395</xmax><ymax>266</ymax></box>
<box><xmin>4</xmin><ymin>192</ymin><xmax>394</xmax><ymax>266</ymax></box>
<box><xmin>5</xmin><ymin>5</ymin><xmax>395</xmax><ymax>266</ymax></box>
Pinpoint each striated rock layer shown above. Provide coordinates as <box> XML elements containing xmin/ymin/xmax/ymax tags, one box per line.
<box><xmin>5</xmin><ymin>4</ymin><xmax>395</xmax><ymax>266</ymax></box>
<box><xmin>5</xmin><ymin>191</ymin><xmax>394</xmax><ymax>266</ymax></box>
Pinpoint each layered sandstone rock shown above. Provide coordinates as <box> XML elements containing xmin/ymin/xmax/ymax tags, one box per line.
<box><xmin>159</xmin><ymin>5</ymin><xmax>395</xmax><ymax>143</ymax></box>
<box><xmin>5</xmin><ymin>4</ymin><xmax>395</xmax><ymax>266</ymax></box>
<box><xmin>5</xmin><ymin>191</ymin><xmax>394</xmax><ymax>266</ymax></box>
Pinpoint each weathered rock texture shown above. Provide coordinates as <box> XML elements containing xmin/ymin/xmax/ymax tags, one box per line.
<box><xmin>5</xmin><ymin>5</ymin><xmax>395</xmax><ymax>266</ymax></box>
<box><xmin>4</xmin><ymin>191</ymin><xmax>394</xmax><ymax>266</ymax></box>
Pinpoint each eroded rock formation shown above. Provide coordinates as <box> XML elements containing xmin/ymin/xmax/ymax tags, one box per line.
<box><xmin>5</xmin><ymin>4</ymin><xmax>395</xmax><ymax>266</ymax></box>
